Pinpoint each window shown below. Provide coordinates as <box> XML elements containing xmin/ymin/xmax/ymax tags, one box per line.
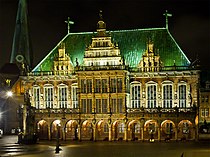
<box><xmin>131</xmin><ymin>83</ymin><xmax>141</xmax><ymax>108</ymax></box>
<box><xmin>148</xmin><ymin>123</ymin><xmax>156</xmax><ymax>134</ymax></box>
<box><xmin>44</xmin><ymin>84</ymin><xmax>53</xmax><ymax>108</ymax></box>
<box><xmin>87</xmin><ymin>79</ymin><xmax>92</xmax><ymax>93</ymax></box>
<box><xmin>117</xmin><ymin>78</ymin><xmax>122</xmax><ymax>93</ymax></box>
<box><xmin>163</xmin><ymin>84</ymin><xmax>173</xmax><ymax>108</ymax></box>
<box><xmin>201</xmin><ymin>108</ymin><xmax>209</xmax><ymax>117</ymax></box>
<box><xmin>71</xmin><ymin>85</ymin><xmax>78</xmax><ymax>108</ymax></box>
<box><xmin>102</xmin><ymin>99</ymin><xmax>108</xmax><ymax>113</ymax></box>
<box><xmin>134</xmin><ymin>123</ymin><xmax>140</xmax><ymax>133</ymax></box>
<box><xmin>111</xmin><ymin>98</ymin><xmax>117</xmax><ymax>113</ymax></box>
<box><xmin>58</xmin><ymin>84</ymin><xmax>68</xmax><ymax>108</ymax></box>
<box><xmin>81</xmin><ymin>99</ymin><xmax>92</xmax><ymax>113</ymax></box>
<box><xmin>118</xmin><ymin>123</ymin><xmax>124</xmax><ymax>133</ymax></box>
<box><xmin>147</xmin><ymin>84</ymin><xmax>157</xmax><ymax>108</ymax></box>
<box><xmin>102</xmin><ymin>79</ymin><xmax>107</xmax><ymax>93</ymax></box>
<box><xmin>117</xmin><ymin>98</ymin><xmax>123</xmax><ymax>113</ymax></box>
<box><xmin>95</xmin><ymin>79</ymin><xmax>101</xmax><ymax>93</ymax></box>
<box><xmin>110</xmin><ymin>79</ymin><xmax>117</xmax><ymax>93</ymax></box>
<box><xmin>81</xmin><ymin>79</ymin><xmax>92</xmax><ymax>93</ymax></box>
<box><xmin>96</xmin><ymin>99</ymin><xmax>101</xmax><ymax>113</ymax></box>
<box><xmin>33</xmin><ymin>86</ymin><xmax>40</xmax><ymax>109</ymax></box>
<box><xmin>81</xmin><ymin>79</ymin><xmax>86</xmax><ymax>93</ymax></box>
<box><xmin>179</xmin><ymin>85</ymin><xmax>186</xmax><ymax>108</ymax></box>
<box><xmin>111</xmin><ymin>98</ymin><xmax>123</xmax><ymax>113</ymax></box>
<box><xmin>104</xmin><ymin>123</ymin><xmax>109</xmax><ymax>133</ymax></box>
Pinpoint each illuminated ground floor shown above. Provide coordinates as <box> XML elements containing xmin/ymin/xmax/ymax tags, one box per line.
<box><xmin>34</xmin><ymin>110</ymin><xmax>198</xmax><ymax>141</ymax></box>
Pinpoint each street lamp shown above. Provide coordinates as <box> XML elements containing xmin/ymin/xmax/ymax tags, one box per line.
<box><xmin>6</xmin><ymin>91</ymin><xmax>13</xmax><ymax>97</ymax></box>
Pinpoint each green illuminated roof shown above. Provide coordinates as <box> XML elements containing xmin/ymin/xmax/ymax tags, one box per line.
<box><xmin>33</xmin><ymin>28</ymin><xmax>190</xmax><ymax>72</ymax></box>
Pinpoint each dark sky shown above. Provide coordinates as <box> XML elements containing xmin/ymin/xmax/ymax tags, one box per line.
<box><xmin>0</xmin><ymin>0</ymin><xmax>209</xmax><ymax>69</ymax></box>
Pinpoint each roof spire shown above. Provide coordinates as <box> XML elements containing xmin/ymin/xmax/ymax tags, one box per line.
<box><xmin>65</xmin><ymin>17</ymin><xmax>74</xmax><ymax>34</ymax></box>
<box><xmin>10</xmin><ymin>0</ymin><xmax>33</xmax><ymax>69</ymax></box>
<box><xmin>163</xmin><ymin>10</ymin><xmax>172</xmax><ymax>29</ymax></box>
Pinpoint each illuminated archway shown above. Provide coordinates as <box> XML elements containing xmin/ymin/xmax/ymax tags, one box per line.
<box><xmin>37</xmin><ymin>120</ymin><xmax>48</xmax><ymax>140</ymax></box>
<box><xmin>128</xmin><ymin>120</ymin><xmax>141</xmax><ymax>141</ymax></box>
<box><xmin>51</xmin><ymin>120</ymin><xmax>62</xmax><ymax>140</ymax></box>
<box><xmin>81</xmin><ymin>120</ymin><xmax>92</xmax><ymax>140</ymax></box>
<box><xmin>96</xmin><ymin>120</ymin><xmax>109</xmax><ymax>141</ymax></box>
<box><xmin>65</xmin><ymin>120</ymin><xmax>78</xmax><ymax>140</ymax></box>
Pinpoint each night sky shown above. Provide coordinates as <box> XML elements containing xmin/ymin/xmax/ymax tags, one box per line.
<box><xmin>0</xmin><ymin>0</ymin><xmax>209</xmax><ymax>69</ymax></box>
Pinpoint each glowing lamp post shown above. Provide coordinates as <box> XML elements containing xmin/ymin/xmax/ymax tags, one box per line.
<box><xmin>6</xmin><ymin>91</ymin><xmax>13</xmax><ymax>97</ymax></box>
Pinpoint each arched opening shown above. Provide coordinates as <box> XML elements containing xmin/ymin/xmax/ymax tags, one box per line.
<box><xmin>96</xmin><ymin>120</ymin><xmax>109</xmax><ymax>141</ymax></box>
<box><xmin>37</xmin><ymin>120</ymin><xmax>48</xmax><ymax>140</ymax></box>
<box><xmin>144</xmin><ymin>120</ymin><xmax>158</xmax><ymax>140</ymax></box>
<box><xmin>161</xmin><ymin>120</ymin><xmax>175</xmax><ymax>140</ymax></box>
<box><xmin>112</xmin><ymin>121</ymin><xmax>124</xmax><ymax>141</ymax></box>
<box><xmin>51</xmin><ymin>120</ymin><xmax>62</xmax><ymax>140</ymax></box>
<box><xmin>81</xmin><ymin>120</ymin><xmax>92</xmax><ymax>141</ymax></box>
<box><xmin>178</xmin><ymin>120</ymin><xmax>193</xmax><ymax>140</ymax></box>
<box><xmin>65</xmin><ymin>120</ymin><xmax>78</xmax><ymax>140</ymax></box>
<box><xmin>128</xmin><ymin>120</ymin><xmax>140</xmax><ymax>141</ymax></box>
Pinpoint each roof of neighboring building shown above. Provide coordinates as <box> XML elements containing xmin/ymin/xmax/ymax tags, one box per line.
<box><xmin>33</xmin><ymin>28</ymin><xmax>190</xmax><ymax>72</ymax></box>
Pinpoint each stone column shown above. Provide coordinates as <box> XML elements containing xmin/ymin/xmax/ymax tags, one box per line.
<box><xmin>141</xmin><ymin>127</ymin><xmax>144</xmax><ymax>141</ymax></box>
<box><xmin>109</xmin><ymin>126</ymin><xmax>112</xmax><ymax>141</ymax></box>
<box><xmin>48</xmin><ymin>125</ymin><xmax>51</xmax><ymax>140</ymax></box>
<box><xmin>158</xmin><ymin>127</ymin><xmax>161</xmax><ymax>141</ymax></box>
<box><xmin>78</xmin><ymin>125</ymin><xmax>81</xmax><ymax>141</ymax></box>
<box><xmin>93</xmin><ymin>125</ymin><xmax>96</xmax><ymax>141</ymax></box>
<box><xmin>124</xmin><ymin>125</ymin><xmax>128</xmax><ymax>141</ymax></box>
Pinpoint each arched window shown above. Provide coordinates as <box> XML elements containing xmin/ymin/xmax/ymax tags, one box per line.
<box><xmin>146</xmin><ymin>82</ymin><xmax>157</xmax><ymax>108</ymax></box>
<box><xmin>178</xmin><ymin>83</ymin><xmax>187</xmax><ymax>108</ymax></box>
<box><xmin>33</xmin><ymin>85</ymin><xmax>40</xmax><ymax>109</ymax></box>
<box><xmin>130</xmin><ymin>82</ymin><xmax>141</xmax><ymax>108</ymax></box>
<box><xmin>58</xmin><ymin>84</ymin><xmax>68</xmax><ymax>108</ymax></box>
<box><xmin>44</xmin><ymin>84</ymin><xmax>54</xmax><ymax>108</ymax></box>
<box><xmin>162</xmin><ymin>81</ymin><xmax>173</xmax><ymax>108</ymax></box>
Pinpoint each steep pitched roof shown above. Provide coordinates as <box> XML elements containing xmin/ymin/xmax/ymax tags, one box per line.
<box><xmin>33</xmin><ymin>28</ymin><xmax>190</xmax><ymax>72</ymax></box>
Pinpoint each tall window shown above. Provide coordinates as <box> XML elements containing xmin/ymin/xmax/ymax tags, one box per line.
<box><xmin>58</xmin><ymin>84</ymin><xmax>68</xmax><ymax>108</ymax></box>
<box><xmin>131</xmin><ymin>83</ymin><xmax>141</xmax><ymax>108</ymax></box>
<box><xmin>71</xmin><ymin>85</ymin><xmax>78</xmax><ymax>108</ymax></box>
<box><xmin>110</xmin><ymin>79</ymin><xmax>117</xmax><ymax>93</ymax></box>
<box><xmin>104</xmin><ymin>123</ymin><xmax>109</xmax><ymax>133</ymax></box>
<box><xmin>117</xmin><ymin>78</ymin><xmax>122</xmax><ymax>93</ymax></box>
<box><xmin>87</xmin><ymin>79</ymin><xmax>92</xmax><ymax>93</ymax></box>
<box><xmin>179</xmin><ymin>84</ymin><xmax>186</xmax><ymax>108</ymax></box>
<box><xmin>163</xmin><ymin>84</ymin><xmax>173</xmax><ymax>108</ymax></box>
<box><xmin>96</xmin><ymin>99</ymin><xmax>108</xmax><ymax>113</ymax></box>
<box><xmin>147</xmin><ymin>84</ymin><xmax>157</xmax><ymax>108</ymax></box>
<box><xmin>81</xmin><ymin>79</ymin><xmax>92</xmax><ymax>93</ymax></box>
<box><xmin>110</xmin><ymin>78</ymin><xmax>122</xmax><ymax>93</ymax></box>
<box><xmin>134</xmin><ymin>123</ymin><xmax>140</xmax><ymax>133</ymax></box>
<box><xmin>33</xmin><ymin>86</ymin><xmax>40</xmax><ymax>109</ymax></box>
<box><xmin>111</xmin><ymin>98</ymin><xmax>123</xmax><ymax>113</ymax></box>
<box><xmin>44</xmin><ymin>84</ymin><xmax>53</xmax><ymax>108</ymax></box>
<box><xmin>95</xmin><ymin>79</ymin><xmax>101</xmax><ymax>93</ymax></box>
<box><xmin>81</xmin><ymin>99</ymin><xmax>92</xmax><ymax>113</ymax></box>
<box><xmin>118</xmin><ymin>123</ymin><xmax>124</xmax><ymax>133</ymax></box>
<box><xmin>102</xmin><ymin>79</ymin><xmax>107</xmax><ymax>93</ymax></box>
<box><xmin>201</xmin><ymin>108</ymin><xmax>209</xmax><ymax>117</ymax></box>
<box><xmin>81</xmin><ymin>79</ymin><xmax>86</xmax><ymax>93</ymax></box>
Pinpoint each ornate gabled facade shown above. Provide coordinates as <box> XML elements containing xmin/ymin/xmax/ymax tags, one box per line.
<box><xmin>13</xmin><ymin>12</ymin><xmax>200</xmax><ymax>142</ymax></box>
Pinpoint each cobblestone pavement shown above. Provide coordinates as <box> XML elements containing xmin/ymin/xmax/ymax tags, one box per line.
<box><xmin>0</xmin><ymin>135</ymin><xmax>209</xmax><ymax>157</ymax></box>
